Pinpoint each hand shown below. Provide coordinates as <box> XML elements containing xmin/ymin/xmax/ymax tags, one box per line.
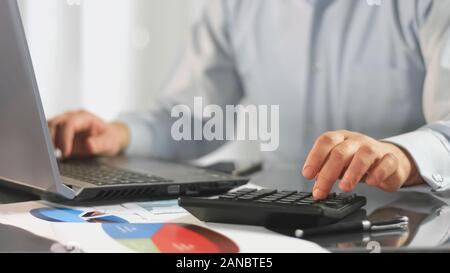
<box><xmin>47</xmin><ymin>110</ymin><xmax>130</xmax><ymax>158</ymax></box>
<box><xmin>302</xmin><ymin>130</ymin><xmax>423</xmax><ymax>200</ymax></box>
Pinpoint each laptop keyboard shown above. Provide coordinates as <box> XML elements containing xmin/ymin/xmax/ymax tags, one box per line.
<box><xmin>58</xmin><ymin>161</ymin><xmax>173</xmax><ymax>186</ymax></box>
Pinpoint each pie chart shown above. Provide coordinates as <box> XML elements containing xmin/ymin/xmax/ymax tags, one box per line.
<box><xmin>102</xmin><ymin>223</ymin><xmax>239</xmax><ymax>253</ymax></box>
<box><xmin>30</xmin><ymin>208</ymin><xmax>128</xmax><ymax>223</ymax></box>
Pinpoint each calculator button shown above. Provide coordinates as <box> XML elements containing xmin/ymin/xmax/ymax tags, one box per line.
<box><xmin>278</xmin><ymin>191</ymin><xmax>297</xmax><ymax>197</ymax></box>
<box><xmin>264</xmin><ymin>195</ymin><xmax>284</xmax><ymax>201</ymax></box>
<box><xmin>324</xmin><ymin>201</ymin><xmax>342</xmax><ymax>208</ymax></box>
<box><xmin>232</xmin><ymin>189</ymin><xmax>257</xmax><ymax>196</ymax></box>
<box><xmin>296</xmin><ymin>200</ymin><xmax>314</xmax><ymax>205</ymax></box>
<box><xmin>219</xmin><ymin>195</ymin><xmax>236</xmax><ymax>200</ymax></box>
<box><xmin>343</xmin><ymin>194</ymin><xmax>356</xmax><ymax>203</ymax></box>
<box><xmin>294</xmin><ymin>193</ymin><xmax>312</xmax><ymax>199</ymax></box>
<box><xmin>280</xmin><ymin>198</ymin><xmax>297</xmax><ymax>203</ymax></box>
<box><xmin>276</xmin><ymin>200</ymin><xmax>292</xmax><ymax>205</ymax></box>
<box><xmin>259</xmin><ymin>197</ymin><xmax>278</xmax><ymax>202</ymax></box>
<box><xmin>253</xmin><ymin>190</ymin><xmax>278</xmax><ymax>198</ymax></box>
<box><xmin>256</xmin><ymin>199</ymin><xmax>273</xmax><ymax>203</ymax></box>
<box><xmin>234</xmin><ymin>188</ymin><xmax>257</xmax><ymax>193</ymax></box>
<box><xmin>299</xmin><ymin>192</ymin><xmax>312</xmax><ymax>197</ymax></box>
<box><xmin>302</xmin><ymin>197</ymin><xmax>315</xmax><ymax>203</ymax></box>
<box><xmin>237</xmin><ymin>195</ymin><xmax>258</xmax><ymax>201</ymax></box>
<box><xmin>287</xmin><ymin>195</ymin><xmax>308</xmax><ymax>202</ymax></box>
<box><xmin>327</xmin><ymin>193</ymin><xmax>337</xmax><ymax>199</ymax></box>
<box><xmin>267</xmin><ymin>194</ymin><xmax>284</xmax><ymax>198</ymax></box>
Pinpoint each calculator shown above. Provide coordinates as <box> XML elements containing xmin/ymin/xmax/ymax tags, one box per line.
<box><xmin>179</xmin><ymin>188</ymin><xmax>367</xmax><ymax>228</ymax></box>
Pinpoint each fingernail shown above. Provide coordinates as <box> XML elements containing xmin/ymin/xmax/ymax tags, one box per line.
<box><xmin>339</xmin><ymin>181</ymin><xmax>351</xmax><ymax>192</ymax></box>
<box><xmin>313</xmin><ymin>188</ymin><xmax>326</xmax><ymax>200</ymax></box>
<box><xmin>340</xmin><ymin>176</ymin><xmax>352</xmax><ymax>191</ymax></box>
<box><xmin>303</xmin><ymin>166</ymin><xmax>316</xmax><ymax>179</ymax></box>
<box><xmin>366</xmin><ymin>176</ymin><xmax>376</xmax><ymax>186</ymax></box>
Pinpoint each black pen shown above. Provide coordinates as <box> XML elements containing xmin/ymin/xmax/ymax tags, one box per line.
<box><xmin>267</xmin><ymin>216</ymin><xmax>409</xmax><ymax>239</ymax></box>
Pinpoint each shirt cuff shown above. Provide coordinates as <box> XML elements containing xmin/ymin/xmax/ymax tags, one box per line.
<box><xmin>116</xmin><ymin>113</ymin><xmax>154</xmax><ymax>157</ymax></box>
<box><xmin>384</xmin><ymin>130</ymin><xmax>450</xmax><ymax>192</ymax></box>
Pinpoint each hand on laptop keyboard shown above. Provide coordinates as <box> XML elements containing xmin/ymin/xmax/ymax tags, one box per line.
<box><xmin>48</xmin><ymin>110</ymin><xmax>130</xmax><ymax>158</ymax></box>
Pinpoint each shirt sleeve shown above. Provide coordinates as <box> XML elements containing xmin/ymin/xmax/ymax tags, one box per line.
<box><xmin>384</xmin><ymin>1</ymin><xmax>450</xmax><ymax>193</ymax></box>
<box><xmin>117</xmin><ymin>0</ymin><xmax>244</xmax><ymax>160</ymax></box>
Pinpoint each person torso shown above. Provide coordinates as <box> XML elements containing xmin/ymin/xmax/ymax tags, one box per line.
<box><xmin>227</xmin><ymin>0</ymin><xmax>429</xmax><ymax>165</ymax></box>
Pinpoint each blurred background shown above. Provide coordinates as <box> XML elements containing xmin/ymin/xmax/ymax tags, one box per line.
<box><xmin>18</xmin><ymin>0</ymin><xmax>205</xmax><ymax>119</ymax></box>
<box><xmin>17</xmin><ymin>0</ymin><xmax>261</xmax><ymax>165</ymax></box>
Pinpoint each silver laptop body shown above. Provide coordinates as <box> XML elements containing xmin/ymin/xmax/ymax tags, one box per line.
<box><xmin>0</xmin><ymin>0</ymin><xmax>247</xmax><ymax>202</ymax></box>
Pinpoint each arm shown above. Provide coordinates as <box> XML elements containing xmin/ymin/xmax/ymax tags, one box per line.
<box><xmin>303</xmin><ymin>1</ymin><xmax>450</xmax><ymax>200</ymax></box>
<box><xmin>384</xmin><ymin>1</ymin><xmax>450</xmax><ymax>193</ymax></box>
<box><xmin>48</xmin><ymin>0</ymin><xmax>244</xmax><ymax>160</ymax></box>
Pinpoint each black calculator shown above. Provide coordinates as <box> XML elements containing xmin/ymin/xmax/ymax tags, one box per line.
<box><xmin>179</xmin><ymin>188</ymin><xmax>367</xmax><ymax>228</ymax></box>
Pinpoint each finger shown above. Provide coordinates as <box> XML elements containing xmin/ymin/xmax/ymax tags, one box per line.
<box><xmin>340</xmin><ymin>145</ymin><xmax>378</xmax><ymax>192</ymax></box>
<box><xmin>47</xmin><ymin>112</ymin><xmax>73</xmax><ymax>129</ymax></box>
<box><xmin>57</xmin><ymin>123</ymin><xmax>75</xmax><ymax>157</ymax></box>
<box><xmin>48</xmin><ymin>112</ymin><xmax>75</xmax><ymax>146</ymax></box>
<box><xmin>56</xmin><ymin>115</ymin><xmax>95</xmax><ymax>157</ymax></box>
<box><xmin>303</xmin><ymin>131</ymin><xmax>346</xmax><ymax>179</ymax></box>
<box><xmin>48</xmin><ymin>122</ymin><xmax>57</xmax><ymax>146</ymax></box>
<box><xmin>48</xmin><ymin>112</ymin><xmax>70</xmax><ymax>126</ymax></box>
<box><xmin>366</xmin><ymin>153</ymin><xmax>399</xmax><ymax>187</ymax></box>
<box><xmin>313</xmin><ymin>140</ymin><xmax>359</xmax><ymax>199</ymax></box>
<box><xmin>48</xmin><ymin>118</ymin><xmax>66</xmax><ymax>146</ymax></box>
<box><xmin>71</xmin><ymin>132</ymin><xmax>94</xmax><ymax>157</ymax></box>
<box><xmin>378</xmin><ymin>172</ymin><xmax>403</xmax><ymax>192</ymax></box>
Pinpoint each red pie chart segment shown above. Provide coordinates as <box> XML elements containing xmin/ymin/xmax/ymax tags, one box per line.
<box><xmin>152</xmin><ymin>224</ymin><xmax>220</xmax><ymax>253</ymax></box>
<box><xmin>102</xmin><ymin>223</ymin><xmax>239</xmax><ymax>253</ymax></box>
<box><xmin>182</xmin><ymin>224</ymin><xmax>240</xmax><ymax>253</ymax></box>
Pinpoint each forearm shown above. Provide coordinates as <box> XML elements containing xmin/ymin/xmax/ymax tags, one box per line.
<box><xmin>117</xmin><ymin>105</ymin><xmax>228</xmax><ymax>161</ymax></box>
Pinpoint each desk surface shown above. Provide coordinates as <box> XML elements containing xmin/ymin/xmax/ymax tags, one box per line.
<box><xmin>1</xmin><ymin>166</ymin><xmax>449</xmax><ymax>253</ymax></box>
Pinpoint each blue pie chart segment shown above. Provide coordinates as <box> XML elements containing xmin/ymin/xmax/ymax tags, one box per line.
<box><xmin>30</xmin><ymin>208</ymin><xmax>128</xmax><ymax>223</ymax></box>
<box><xmin>103</xmin><ymin>223</ymin><xmax>164</xmax><ymax>239</ymax></box>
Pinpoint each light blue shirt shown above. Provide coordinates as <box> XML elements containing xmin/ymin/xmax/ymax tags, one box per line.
<box><xmin>119</xmin><ymin>0</ymin><xmax>450</xmax><ymax>193</ymax></box>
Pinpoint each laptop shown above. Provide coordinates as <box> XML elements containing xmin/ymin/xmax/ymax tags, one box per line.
<box><xmin>0</xmin><ymin>0</ymin><xmax>248</xmax><ymax>202</ymax></box>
